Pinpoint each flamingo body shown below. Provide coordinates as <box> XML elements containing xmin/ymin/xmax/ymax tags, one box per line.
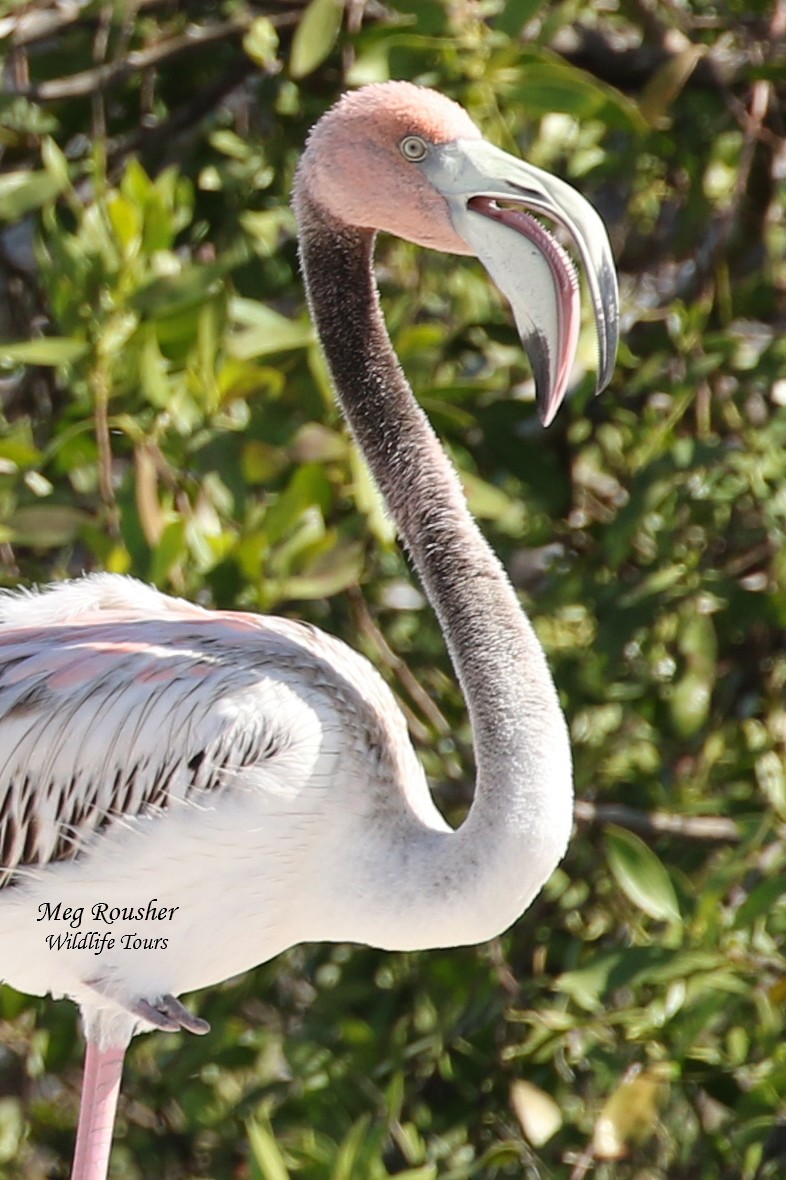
<box><xmin>0</xmin><ymin>571</ymin><xmax>567</xmax><ymax>1018</ymax></box>
<box><xmin>0</xmin><ymin>80</ymin><xmax>618</xmax><ymax>1178</ymax></box>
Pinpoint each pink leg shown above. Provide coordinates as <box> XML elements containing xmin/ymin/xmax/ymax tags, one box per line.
<box><xmin>70</xmin><ymin>1038</ymin><xmax>127</xmax><ymax>1180</ymax></box>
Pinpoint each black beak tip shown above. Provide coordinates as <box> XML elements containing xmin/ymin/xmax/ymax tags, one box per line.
<box><xmin>536</xmin><ymin>393</ymin><xmax>558</xmax><ymax>428</ymax></box>
<box><xmin>527</xmin><ymin>336</ymin><xmax>562</xmax><ymax>428</ymax></box>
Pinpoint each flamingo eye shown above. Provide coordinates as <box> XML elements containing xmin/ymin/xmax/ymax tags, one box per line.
<box><xmin>399</xmin><ymin>135</ymin><xmax>428</xmax><ymax>162</ymax></box>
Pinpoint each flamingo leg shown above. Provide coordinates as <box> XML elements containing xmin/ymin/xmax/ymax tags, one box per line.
<box><xmin>70</xmin><ymin>1038</ymin><xmax>126</xmax><ymax>1180</ymax></box>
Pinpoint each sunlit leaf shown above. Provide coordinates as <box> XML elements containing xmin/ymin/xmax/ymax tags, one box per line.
<box><xmin>106</xmin><ymin>191</ymin><xmax>142</xmax><ymax>254</ymax></box>
<box><xmin>0</xmin><ymin>1097</ymin><xmax>23</xmax><ymax>1164</ymax></box>
<box><xmin>460</xmin><ymin>469</ymin><xmax>525</xmax><ymax>527</ymax></box>
<box><xmin>229</xmin><ymin>299</ymin><xmax>313</xmax><ymax>358</ymax></box>
<box><xmin>605</xmin><ymin>826</ymin><xmax>682</xmax><ymax>925</ymax></box>
<box><xmin>0</xmin><ymin>338</ymin><xmax>89</xmax><ymax>365</ymax></box>
<box><xmin>669</xmin><ymin>670</ymin><xmax>712</xmax><ymax>736</ymax></box>
<box><xmin>8</xmin><ymin>505</ymin><xmax>91</xmax><ymax>547</ymax></box>
<box><xmin>494</xmin><ymin>0</ymin><xmax>547</xmax><ymax>36</ymax></box>
<box><xmin>619</xmin><ymin>563</ymin><xmax>687</xmax><ymax>605</ymax></box>
<box><xmin>592</xmin><ymin>1067</ymin><xmax>668</xmax><ymax>1159</ymax></box>
<box><xmin>332</xmin><ymin>1115</ymin><xmax>374</xmax><ymax>1179</ymax></box>
<box><xmin>0</xmin><ymin>169</ymin><xmax>64</xmax><ymax>219</ymax></box>
<box><xmin>350</xmin><ymin>442</ymin><xmax>395</xmax><ymax>545</ymax></box>
<box><xmin>290</xmin><ymin>0</ymin><xmax>344</xmax><ymax>79</ymax></box>
<box><xmin>510</xmin><ymin>1079</ymin><xmax>562</xmax><ymax>1146</ymax></box>
<box><xmin>149</xmin><ymin>519</ymin><xmax>187</xmax><ymax>586</ymax></box>
<box><xmin>639</xmin><ymin>44</ymin><xmax>707</xmax><ymax>127</ymax></box>
<box><xmin>40</xmin><ymin>136</ymin><xmax>72</xmax><ymax>193</ymax></box>
<box><xmin>0</xmin><ymin>428</ymin><xmax>43</xmax><ymax>468</ymax></box>
<box><xmin>557</xmin><ymin>946</ymin><xmax>724</xmax><ymax>1011</ymax></box>
<box><xmin>247</xmin><ymin>1118</ymin><xmax>290</xmax><ymax>1180</ymax></box>
<box><xmin>281</xmin><ymin>540</ymin><xmax>363</xmax><ymax>600</ymax></box>
<box><xmin>509</xmin><ymin>58</ymin><xmax>645</xmax><ymax>131</ymax></box>
<box><xmin>132</xmin><ymin>264</ymin><xmax>227</xmax><ymax>320</ymax></box>
<box><xmin>243</xmin><ymin>17</ymin><xmax>280</xmax><ymax>70</ymax></box>
<box><xmin>292</xmin><ymin>423</ymin><xmax>347</xmax><ymax>464</ymax></box>
<box><xmin>755</xmin><ymin>750</ymin><xmax>786</xmax><ymax>819</ymax></box>
<box><xmin>733</xmin><ymin>876</ymin><xmax>786</xmax><ymax>929</ymax></box>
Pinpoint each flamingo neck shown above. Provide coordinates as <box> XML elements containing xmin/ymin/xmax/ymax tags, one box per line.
<box><xmin>295</xmin><ymin>189</ymin><xmax>573</xmax><ymax>941</ymax></box>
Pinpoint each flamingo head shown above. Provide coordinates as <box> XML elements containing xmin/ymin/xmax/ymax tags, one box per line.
<box><xmin>296</xmin><ymin>81</ymin><xmax>618</xmax><ymax>426</ymax></box>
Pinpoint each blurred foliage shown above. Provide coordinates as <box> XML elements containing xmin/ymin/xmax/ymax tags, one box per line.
<box><xmin>0</xmin><ymin>0</ymin><xmax>785</xmax><ymax>1177</ymax></box>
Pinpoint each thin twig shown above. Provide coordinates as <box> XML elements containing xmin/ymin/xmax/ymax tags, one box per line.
<box><xmin>685</xmin><ymin>10</ymin><xmax>782</xmax><ymax>298</ymax></box>
<box><xmin>106</xmin><ymin>58</ymin><xmax>257</xmax><ymax>175</ymax></box>
<box><xmin>349</xmin><ymin>586</ymin><xmax>451</xmax><ymax>740</ymax></box>
<box><xmin>91</xmin><ymin>5</ymin><xmax>112</xmax><ymax>146</ymax></box>
<box><xmin>91</xmin><ymin>362</ymin><xmax>119</xmax><ymax>539</ymax></box>
<box><xmin>3</xmin><ymin>0</ymin><xmax>163</xmax><ymax>50</ymax></box>
<box><xmin>574</xmin><ymin>799</ymin><xmax>740</xmax><ymax>843</ymax></box>
<box><xmin>9</xmin><ymin>19</ymin><xmax>252</xmax><ymax>102</ymax></box>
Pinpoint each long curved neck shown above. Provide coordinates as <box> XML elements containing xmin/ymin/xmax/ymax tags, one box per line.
<box><xmin>296</xmin><ymin>190</ymin><xmax>573</xmax><ymax>943</ymax></box>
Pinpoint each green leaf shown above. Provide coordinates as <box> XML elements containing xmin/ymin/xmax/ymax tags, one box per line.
<box><xmin>148</xmin><ymin>519</ymin><xmax>187</xmax><ymax>585</ymax></box>
<box><xmin>605</xmin><ymin>826</ymin><xmax>682</xmax><ymax>925</ymax></box>
<box><xmin>247</xmin><ymin>1118</ymin><xmax>290</xmax><ymax>1180</ymax></box>
<box><xmin>0</xmin><ymin>338</ymin><xmax>89</xmax><ymax>365</ymax></box>
<box><xmin>290</xmin><ymin>0</ymin><xmax>344</xmax><ymax>79</ymax></box>
<box><xmin>669</xmin><ymin>670</ymin><xmax>712</xmax><ymax>737</ymax></box>
<box><xmin>345</xmin><ymin>39</ymin><xmax>392</xmax><ymax>86</ymax></box>
<box><xmin>460</xmin><ymin>469</ymin><xmax>525</xmax><ymax>528</ymax></box>
<box><xmin>229</xmin><ymin>299</ymin><xmax>313</xmax><ymax>358</ymax></box>
<box><xmin>0</xmin><ymin>169</ymin><xmax>64</xmax><ymax>220</ymax></box>
<box><xmin>510</xmin><ymin>57</ymin><xmax>646</xmax><ymax>131</ymax></box>
<box><xmin>592</xmin><ymin>1067</ymin><xmax>668</xmax><ymax>1159</ymax></box>
<box><xmin>332</xmin><ymin>1115</ymin><xmax>373</xmax><ymax>1180</ymax></box>
<box><xmin>132</xmin><ymin>263</ymin><xmax>227</xmax><ymax>321</ymax></box>
<box><xmin>733</xmin><ymin>876</ymin><xmax>786</xmax><ymax>930</ymax></box>
<box><xmin>8</xmin><ymin>505</ymin><xmax>91</xmax><ymax>547</ymax></box>
<box><xmin>40</xmin><ymin>137</ymin><xmax>72</xmax><ymax>194</ymax></box>
<box><xmin>639</xmin><ymin>44</ymin><xmax>707</xmax><ymax>127</ymax></box>
<box><xmin>755</xmin><ymin>750</ymin><xmax>786</xmax><ymax>819</ymax></box>
<box><xmin>244</xmin><ymin>17</ymin><xmax>280</xmax><ymax>70</ymax></box>
<box><xmin>0</xmin><ymin>420</ymin><xmax>43</xmax><ymax>470</ymax></box>
<box><xmin>349</xmin><ymin>442</ymin><xmax>395</xmax><ymax>545</ymax></box>
<box><xmin>0</xmin><ymin>1097</ymin><xmax>23</xmax><ymax>1165</ymax></box>
<box><xmin>619</xmin><ymin>562</ymin><xmax>687</xmax><ymax>605</ymax></box>
<box><xmin>106</xmin><ymin>191</ymin><xmax>142</xmax><ymax>254</ymax></box>
<box><xmin>0</xmin><ymin>985</ymin><xmax>30</xmax><ymax>1021</ymax></box>
<box><xmin>281</xmin><ymin>539</ymin><xmax>363</xmax><ymax>601</ymax></box>
<box><xmin>510</xmin><ymin>1079</ymin><xmax>562</xmax><ymax>1146</ymax></box>
<box><xmin>557</xmin><ymin>948</ymin><xmax>722</xmax><ymax>1011</ymax></box>
<box><xmin>494</xmin><ymin>0</ymin><xmax>547</xmax><ymax>36</ymax></box>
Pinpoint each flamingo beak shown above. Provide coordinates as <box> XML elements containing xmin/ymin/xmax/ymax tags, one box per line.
<box><xmin>421</xmin><ymin>139</ymin><xmax>619</xmax><ymax>426</ymax></box>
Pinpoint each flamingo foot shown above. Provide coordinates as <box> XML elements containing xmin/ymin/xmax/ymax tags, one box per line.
<box><xmin>131</xmin><ymin>993</ymin><xmax>210</xmax><ymax>1035</ymax></box>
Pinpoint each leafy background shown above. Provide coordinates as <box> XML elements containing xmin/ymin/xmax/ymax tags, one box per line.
<box><xmin>0</xmin><ymin>0</ymin><xmax>785</xmax><ymax>1176</ymax></box>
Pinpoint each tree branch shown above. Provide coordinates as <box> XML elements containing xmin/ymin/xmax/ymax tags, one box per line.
<box><xmin>7</xmin><ymin>18</ymin><xmax>253</xmax><ymax>102</ymax></box>
<box><xmin>574</xmin><ymin>799</ymin><xmax>740</xmax><ymax>842</ymax></box>
<box><xmin>106</xmin><ymin>58</ymin><xmax>257</xmax><ymax>173</ymax></box>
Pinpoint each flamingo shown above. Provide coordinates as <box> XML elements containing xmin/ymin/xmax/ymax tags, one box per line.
<box><xmin>0</xmin><ymin>81</ymin><xmax>618</xmax><ymax>1179</ymax></box>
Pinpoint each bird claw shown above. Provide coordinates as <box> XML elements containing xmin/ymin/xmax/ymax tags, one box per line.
<box><xmin>131</xmin><ymin>994</ymin><xmax>210</xmax><ymax>1036</ymax></box>
<box><xmin>85</xmin><ymin>976</ymin><xmax>211</xmax><ymax>1036</ymax></box>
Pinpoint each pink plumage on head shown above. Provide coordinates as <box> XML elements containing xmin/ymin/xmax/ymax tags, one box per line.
<box><xmin>315</xmin><ymin>81</ymin><xmax>481</xmax><ymax>146</ymax></box>
<box><xmin>295</xmin><ymin>81</ymin><xmax>481</xmax><ymax>254</ymax></box>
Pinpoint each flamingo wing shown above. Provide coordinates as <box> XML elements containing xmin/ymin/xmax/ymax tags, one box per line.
<box><xmin>0</xmin><ymin>613</ymin><xmax>295</xmax><ymax>882</ymax></box>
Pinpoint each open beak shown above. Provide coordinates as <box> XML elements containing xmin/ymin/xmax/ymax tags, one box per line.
<box><xmin>421</xmin><ymin>139</ymin><xmax>619</xmax><ymax>426</ymax></box>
